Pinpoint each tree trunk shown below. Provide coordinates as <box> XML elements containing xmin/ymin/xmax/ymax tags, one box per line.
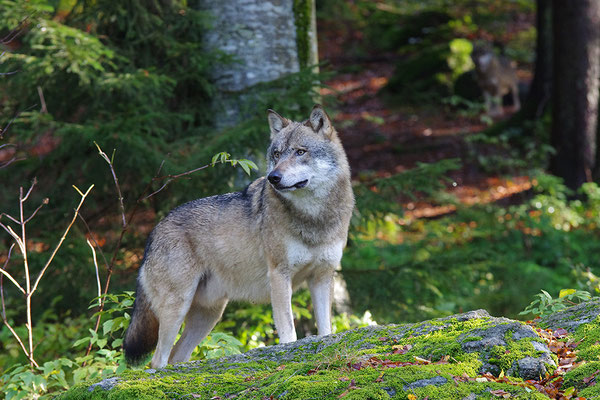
<box><xmin>550</xmin><ymin>0</ymin><xmax>600</xmax><ymax>191</ymax></box>
<box><xmin>197</xmin><ymin>0</ymin><xmax>318</xmax><ymax>128</ymax></box>
<box><xmin>524</xmin><ymin>0</ymin><xmax>552</xmax><ymax>118</ymax></box>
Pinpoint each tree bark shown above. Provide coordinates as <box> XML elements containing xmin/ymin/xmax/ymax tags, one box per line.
<box><xmin>197</xmin><ymin>0</ymin><xmax>318</xmax><ymax>128</ymax></box>
<box><xmin>524</xmin><ymin>0</ymin><xmax>552</xmax><ymax>118</ymax></box>
<box><xmin>550</xmin><ymin>0</ymin><xmax>600</xmax><ymax>191</ymax></box>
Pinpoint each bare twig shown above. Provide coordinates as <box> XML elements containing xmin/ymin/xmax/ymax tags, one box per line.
<box><xmin>77</xmin><ymin>213</ymin><xmax>110</xmax><ymax>271</ymax></box>
<box><xmin>0</xmin><ymin>182</ymin><xmax>93</xmax><ymax>368</ymax></box>
<box><xmin>1</xmin><ymin>244</ymin><xmax>36</xmax><ymax>367</ymax></box>
<box><xmin>37</xmin><ymin>86</ymin><xmax>47</xmax><ymax>114</ymax></box>
<box><xmin>1</xmin><ymin>104</ymin><xmax>37</xmax><ymax>140</ymax></box>
<box><xmin>94</xmin><ymin>143</ymin><xmax>126</xmax><ymax>227</ymax></box>
<box><xmin>0</xmin><ymin>244</ymin><xmax>16</xmax><ymax>317</ymax></box>
<box><xmin>31</xmin><ymin>185</ymin><xmax>94</xmax><ymax>294</ymax></box>
<box><xmin>0</xmin><ymin>211</ymin><xmax>20</xmax><ymax>225</ymax></box>
<box><xmin>87</xmin><ymin>239</ymin><xmax>102</xmax><ymax>308</ymax></box>
<box><xmin>142</xmin><ymin>163</ymin><xmax>211</xmax><ymax>200</ymax></box>
<box><xmin>24</xmin><ymin>198</ymin><xmax>49</xmax><ymax>224</ymax></box>
<box><xmin>0</xmin><ymin>240</ymin><xmax>26</xmax><ymax>294</ymax></box>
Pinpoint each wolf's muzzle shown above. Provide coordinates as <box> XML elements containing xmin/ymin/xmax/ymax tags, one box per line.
<box><xmin>268</xmin><ymin>171</ymin><xmax>308</xmax><ymax>191</ymax></box>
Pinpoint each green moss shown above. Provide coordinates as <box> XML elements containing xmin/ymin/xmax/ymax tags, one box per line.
<box><xmin>462</xmin><ymin>336</ymin><xmax>484</xmax><ymax>342</ymax></box>
<box><xmin>60</xmin><ymin>316</ymin><xmax>556</xmax><ymax>399</ymax></box>
<box><xmin>488</xmin><ymin>337</ymin><xmax>550</xmax><ymax>375</ymax></box>
<box><xmin>572</xmin><ymin>316</ymin><xmax>600</xmax><ymax>361</ymax></box>
<box><xmin>293</xmin><ymin>0</ymin><xmax>312</xmax><ymax>68</ymax></box>
<box><xmin>564</xmin><ymin>361</ymin><xmax>600</xmax><ymax>390</ymax></box>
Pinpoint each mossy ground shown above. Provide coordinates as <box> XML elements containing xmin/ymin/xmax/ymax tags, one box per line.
<box><xmin>562</xmin><ymin>315</ymin><xmax>600</xmax><ymax>398</ymax></box>
<box><xmin>58</xmin><ymin>312</ymin><xmax>556</xmax><ymax>399</ymax></box>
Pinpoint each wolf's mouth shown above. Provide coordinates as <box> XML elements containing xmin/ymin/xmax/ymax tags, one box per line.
<box><xmin>276</xmin><ymin>180</ymin><xmax>309</xmax><ymax>191</ymax></box>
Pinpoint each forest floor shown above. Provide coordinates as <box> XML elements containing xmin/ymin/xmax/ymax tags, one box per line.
<box><xmin>318</xmin><ymin>24</ymin><xmax>533</xmax><ymax>219</ymax></box>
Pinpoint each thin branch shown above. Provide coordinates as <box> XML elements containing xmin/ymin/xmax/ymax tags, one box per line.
<box><xmin>143</xmin><ymin>164</ymin><xmax>211</xmax><ymax>200</ymax></box>
<box><xmin>94</xmin><ymin>143</ymin><xmax>126</xmax><ymax>227</ymax></box>
<box><xmin>0</xmin><ymin>212</ymin><xmax>20</xmax><ymax>225</ymax></box>
<box><xmin>24</xmin><ymin>198</ymin><xmax>49</xmax><ymax>224</ymax></box>
<box><xmin>0</xmin><ymin>156</ymin><xmax>25</xmax><ymax>169</ymax></box>
<box><xmin>0</xmin><ymin>244</ymin><xmax>15</xmax><ymax>317</ymax></box>
<box><xmin>86</xmin><ymin>239</ymin><xmax>102</xmax><ymax>308</ymax></box>
<box><xmin>1</xmin><ymin>104</ymin><xmax>37</xmax><ymax>140</ymax></box>
<box><xmin>37</xmin><ymin>86</ymin><xmax>47</xmax><ymax>114</ymax></box>
<box><xmin>0</xmin><ymin>244</ymin><xmax>36</xmax><ymax>367</ymax></box>
<box><xmin>0</xmin><ymin>243</ymin><xmax>25</xmax><ymax>294</ymax></box>
<box><xmin>21</xmin><ymin>178</ymin><xmax>37</xmax><ymax>203</ymax></box>
<box><xmin>31</xmin><ymin>185</ymin><xmax>94</xmax><ymax>294</ymax></box>
<box><xmin>0</xmin><ymin>267</ymin><xmax>26</xmax><ymax>294</ymax></box>
<box><xmin>0</xmin><ymin>222</ymin><xmax>25</xmax><ymax>252</ymax></box>
<box><xmin>0</xmin><ymin>317</ymin><xmax>35</xmax><ymax>367</ymax></box>
<box><xmin>77</xmin><ymin>213</ymin><xmax>109</xmax><ymax>271</ymax></box>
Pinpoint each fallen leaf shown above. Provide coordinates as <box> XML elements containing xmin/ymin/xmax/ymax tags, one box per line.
<box><xmin>490</xmin><ymin>389</ymin><xmax>511</xmax><ymax>398</ymax></box>
<box><xmin>554</xmin><ymin>328</ymin><xmax>569</xmax><ymax>338</ymax></box>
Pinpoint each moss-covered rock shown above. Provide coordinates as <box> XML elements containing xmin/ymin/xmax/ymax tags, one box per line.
<box><xmin>58</xmin><ymin>309</ymin><xmax>559</xmax><ymax>399</ymax></box>
<box><xmin>542</xmin><ymin>302</ymin><xmax>600</xmax><ymax>399</ymax></box>
<box><xmin>539</xmin><ymin>298</ymin><xmax>600</xmax><ymax>332</ymax></box>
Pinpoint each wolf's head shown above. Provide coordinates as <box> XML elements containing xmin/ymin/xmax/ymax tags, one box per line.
<box><xmin>265</xmin><ymin>105</ymin><xmax>349</xmax><ymax>202</ymax></box>
<box><xmin>471</xmin><ymin>43</ymin><xmax>495</xmax><ymax>71</ymax></box>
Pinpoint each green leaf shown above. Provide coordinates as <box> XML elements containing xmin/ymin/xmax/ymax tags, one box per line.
<box><xmin>73</xmin><ymin>337</ymin><xmax>90</xmax><ymax>347</ymax></box>
<box><xmin>559</xmin><ymin>288</ymin><xmax>576</xmax><ymax>298</ymax></box>
<box><xmin>103</xmin><ymin>319</ymin><xmax>115</xmax><ymax>335</ymax></box>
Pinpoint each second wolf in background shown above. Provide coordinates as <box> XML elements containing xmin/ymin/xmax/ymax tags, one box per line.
<box><xmin>471</xmin><ymin>44</ymin><xmax>521</xmax><ymax>117</ymax></box>
<box><xmin>123</xmin><ymin>105</ymin><xmax>355</xmax><ymax>369</ymax></box>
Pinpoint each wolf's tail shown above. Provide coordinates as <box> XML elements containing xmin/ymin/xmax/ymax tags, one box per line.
<box><xmin>123</xmin><ymin>281</ymin><xmax>159</xmax><ymax>366</ymax></box>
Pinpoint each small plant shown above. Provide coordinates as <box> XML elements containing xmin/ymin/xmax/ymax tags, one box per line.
<box><xmin>192</xmin><ymin>332</ymin><xmax>243</xmax><ymax>360</ymax></box>
<box><xmin>520</xmin><ymin>289</ymin><xmax>597</xmax><ymax>318</ymax></box>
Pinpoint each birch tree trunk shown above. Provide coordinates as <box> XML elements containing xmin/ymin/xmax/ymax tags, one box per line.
<box><xmin>198</xmin><ymin>0</ymin><xmax>318</xmax><ymax>128</ymax></box>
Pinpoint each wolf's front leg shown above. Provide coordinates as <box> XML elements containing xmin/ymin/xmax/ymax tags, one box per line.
<box><xmin>308</xmin><ymin>268</ymin><xmax>334</xmax><ymax>336</ymax></box>
<box><xmin>270</xmin><ymin>268</ymin><xmax>297</xmax><ymax>343</ymax></box>
<box><xmin>269</xmin><ymin>268</ymin><xmax>297</xmax><ymax>343</ymax></box>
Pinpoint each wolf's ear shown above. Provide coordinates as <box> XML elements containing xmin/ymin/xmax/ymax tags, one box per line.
<box><xmin>267</xmin><ymin>109</ymin><xmax>289</xmax><ymax>138</ymax></box>
<box><xmin>308</xmin><ymin>104</ymin><xmax>334</xmax><ymax>138</ymax></box>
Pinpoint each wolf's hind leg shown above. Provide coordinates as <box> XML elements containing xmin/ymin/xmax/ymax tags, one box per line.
<box><xmin>150</xmin><ymin>296</ymin><xmax>193</xmax><ymax>369</ymax></box>
<box><xmin>168</xmin><ymin>299</ymin><xmax>228</xmax><ymax>364</ymax></box>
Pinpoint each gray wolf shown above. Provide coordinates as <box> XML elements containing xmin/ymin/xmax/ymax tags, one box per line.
<box><xmin>471</xmin><ymin>44</ymin><xmax>521</xmax><ymax>117</ymax></box>
<box><xmin>123</xmin><ymin>105</ymin><xmax>354</xmax><ymax>368</ymax></box>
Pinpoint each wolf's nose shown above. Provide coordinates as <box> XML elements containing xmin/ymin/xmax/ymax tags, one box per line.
<box><xmin>268</xmin><ymin>171</ymin><xmax>282</xmax><ymax>185</ymax></box>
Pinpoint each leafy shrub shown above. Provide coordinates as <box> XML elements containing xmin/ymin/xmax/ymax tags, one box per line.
<box><xmin>520</xmin><ymin>289</ymin><xmax>596</xmax><ymax>318</ymax></box>
<box><xmin>343</xmin><ymin>173</ymin><xmax>600</xmax><ymax>323</ymax></box>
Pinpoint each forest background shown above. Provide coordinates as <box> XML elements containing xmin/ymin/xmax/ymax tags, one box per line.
<box><xmin>2</xmin><ymin>0</ymin><xmax>600</xmax><ymax>398</ymax></box>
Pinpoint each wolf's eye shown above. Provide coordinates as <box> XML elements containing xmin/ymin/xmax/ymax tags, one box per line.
<box><xmin>273</xmin><ymin>151</ymin><xmax>280</xmax><ymax>160</ymax></box>
<box><xmin>296</xmin><ymin>149</ymin><xmax>306</xmax><ymax>156</ymax></box>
